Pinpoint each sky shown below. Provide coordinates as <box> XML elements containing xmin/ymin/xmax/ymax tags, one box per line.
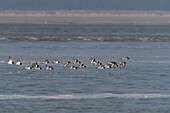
<box><xmin>0</xmin><ymin>0</ymin><xmax>170</xmax><ymax>11</ymax></box>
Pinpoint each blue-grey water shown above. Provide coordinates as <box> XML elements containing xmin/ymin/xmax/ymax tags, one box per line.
<box><xmin>0</xmin><ymin>24</ymin><xmax>170</xmax><ymax>113</ymax></box>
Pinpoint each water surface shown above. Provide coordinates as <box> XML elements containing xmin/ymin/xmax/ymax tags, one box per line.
<box><xmin>0</xmin><ymin>24</ymin><xmax>170</xmax><ymax>113</ymax></box>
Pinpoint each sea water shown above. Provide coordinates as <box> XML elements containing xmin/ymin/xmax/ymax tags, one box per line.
<box><xmin>0</xmin><ymin>24</ymin><xmax>170</xmax><ymax>113</ymax></box>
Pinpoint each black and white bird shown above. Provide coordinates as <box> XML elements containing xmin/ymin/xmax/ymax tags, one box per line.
<box><xmin>70</xmin><ymin>66</ymin><xmax>78</xmax><ymax>70</ymax></box>
<box><xmin>15</xmin><ymin>60</ymin><xmax>22</xmax><ymax>66</ymax></box>
<box><xmin>121</xmin><ymin>56</ymin><xmax>130</xmax><ymax>60</ymax></box>
<box><xmin>52</xmin><ymin>59</ymin><xmax>60</xmax><ymax>64</ymax></box>
<box><xmin>42</xmin><ymin>59</ymin><xmax>50</xmax><ymax>64</ymax></box>
<box><xmin>31</xmin><ymin>62</ymin><xmax>42</xmax><ymax>70</ymax></box>
<box><xmin>45</xmin><ymin>65</ymin><xmax>54</xmax><ymax>70</ymax></box>
<box><xmin>7</xmin><ymin>56</ymin><xmax>14</xmax><ymax>65</ymax></box>
<box><xmin>23</xmin><ymin>66</ymin><xmax>32</xmax><ymax>70</ymax></box>
<box><xmin>79</xmin><ymin>63</ymin><xmax>87</xmax><ymax>68</ymax></box>
<box><xmin>73</xmin><ymin>59</ymin><xmax>81</xmax><ymax>64</ymax></box>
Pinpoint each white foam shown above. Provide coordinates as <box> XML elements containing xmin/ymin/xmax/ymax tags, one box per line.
<box><xmin>0</xmin><ymin>93</ymin><xmax>170</xmax><ymax>100</ymax></box>
<box><xmin>0</xmin><ymin>60</ymin><xmax>5</xmax><ymax>63</ymax></box>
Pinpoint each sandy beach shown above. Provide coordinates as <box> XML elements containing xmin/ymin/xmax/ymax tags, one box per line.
<box><xmin>1</xmin><ymin>10</ymin><xmax>170</xmax><ymax>25</ymax></box>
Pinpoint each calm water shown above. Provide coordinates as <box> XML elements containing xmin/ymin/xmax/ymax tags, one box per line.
<box><xmin>0</xmin><ymin>24</ymin><xmax>170</xmax><ymax>113</ymax></box>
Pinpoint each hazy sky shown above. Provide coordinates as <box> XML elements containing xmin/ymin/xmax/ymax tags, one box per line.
<box><xmin>0</xmin><ymin>0</ymin><xmax>170</xmax><ymax>10</ymax></box>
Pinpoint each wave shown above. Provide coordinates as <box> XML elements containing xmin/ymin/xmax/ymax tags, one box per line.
<box><xmin>0</xmin><ymin>36</ymin><xmax>170</xmax><ymax>42</ymax></box>
<box><xmin>0</xmin><ymin>93</ymin><xmax>170</xmax><ymax>100</ymax></box>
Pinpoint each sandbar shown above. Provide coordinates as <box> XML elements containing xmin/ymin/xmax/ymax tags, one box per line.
<box><xmin>0</xmin><ymin>10</ymin><xmax>170</xmax><ymax>25</ymax></box>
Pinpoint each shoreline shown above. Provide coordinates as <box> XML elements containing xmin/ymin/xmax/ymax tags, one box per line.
<box><xmin>1</xmin><ymin>10</ymin><xmax>170</xmax><ymax>25</ymax></box>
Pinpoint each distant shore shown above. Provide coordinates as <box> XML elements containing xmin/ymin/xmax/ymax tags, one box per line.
<box><xmin>1</xmin><ymin>10</ymin><xmax>170</xmax><ymax>25</ymax></box>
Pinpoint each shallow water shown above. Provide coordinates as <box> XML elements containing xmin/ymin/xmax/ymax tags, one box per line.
<box><xmin>0</xmin><ymin>24</ymin><xmax>170</xmax><ymax>113</ymax></box>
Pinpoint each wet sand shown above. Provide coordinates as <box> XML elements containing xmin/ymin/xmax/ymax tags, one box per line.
<box><xmin>1</xmin><ymin>10</ymin><xmax>170</xmax><ymax>25</ymax></box>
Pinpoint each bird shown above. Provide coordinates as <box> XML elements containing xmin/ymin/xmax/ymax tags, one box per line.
<box><xmin>121</xmin><ymin>56</ymin><xmax>130</xmax><ymax>60</ymax></box>
<box><xmin>90</xmin><ymin>58</ymin><xmax>96</xmax><ymax>64</ymax></box>
<box><xmin>63</xmin><ymin>61</ymin><xmax>71</xmax><ymax>67</ymax></box>
<box><xmin>45</xmin><ymin>65</ymin><xmax>54</xmax><ymax>70</ymax></box>
<box><xmin>70</xmin><ymin>66</ymin><xmax>78</xmax><ymax>70</ymax></box>
<box><xmin>97</xmin><ymin>65</ymin><xmax>106</xmax><ymax>69</ymax></box>
<box><xmin>23</xmin><ymin>66</ymin><xmax>32</xmax><ymax>70</ymax></box>
<box><xmin>107</xmin><ymin>61</ymin><xmax>118</xmax><ymax>68</ymax></box>
<box><xmin>42</xmin><ymin>59</ymin><xmax>50</xmax><ymax>64</ymax></box>
<box><xmin>52</xmin><ymin>59</ymin><xmax>60</xmax><ymax>64</ymax></box>
<box><xmin>31</xmin><ymin>62</ymin><xmax>42</xmax><ymax>70</ymax></box>
<box><xmin>73</xmin><ymin>59</ymin><xmax>81</xmax><ymax>64</ymax></box>
<box><xmin>7</xmin><ymin>56</ymin><xmax>14</xmax><ymax>65</ymax></box>
<box><xmin>15</xmin><ymin>60</ymin><xmax>22</xmax><ymax>66</ymax></box>
<box><xmin>90</xmin><ymin>58</ymin><xmax>102</xmax><ymax>66</ymax></box>
<box><xmin>34</xmin><ymin>67</ymin><xmax>42</xmax><ymax>70</ymax></box>
<box><xmin>118</xmin><ymin>62</ymin><xmax>127</xmax><ymax>69</ymax></box>
<box><xmin>79</xmin><ymin>63</ymin><xmax>87</xmax><ymax>68</ymax></box>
